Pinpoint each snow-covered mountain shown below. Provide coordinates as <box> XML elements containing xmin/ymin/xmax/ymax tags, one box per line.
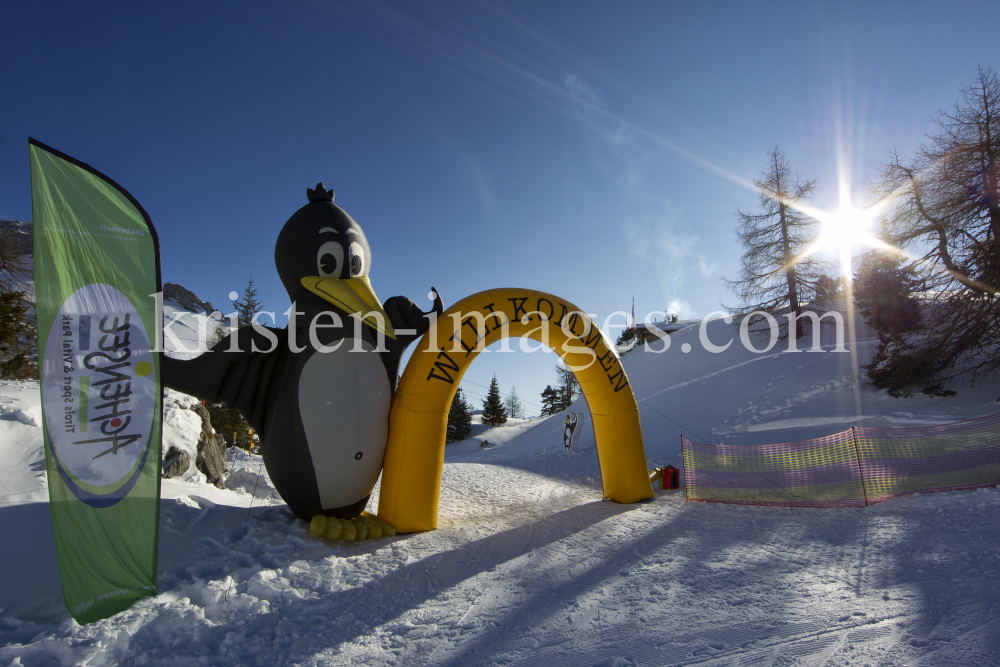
<box><xmin>2</xmin><ymin>303</ymin><xmax>1000</xmax><ymax>665</ymax></box>
<box><xmin>0</xmin><ymin>219</ymin><xmax>33</xmax><ymax>256</ymax></box>
<box><xmin>161</xmin><ymin>283</ymin><xmax>230</xmax><ymax>360</ymax></box>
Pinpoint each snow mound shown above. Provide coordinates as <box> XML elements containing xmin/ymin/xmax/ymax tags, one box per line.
<box><xmin>226</xmin><ymin>469</ymin><xmax>282</xmax><ymax>501</ymax></box>
<box><xmin>0</xmin><ymin>381</ymin><xmax>46</xmax><ymax>505</ymax></box>
<box><xmin>0</xmin><ymin>405</ymin><xmax>38</xmax><ymax>426</ymax></box>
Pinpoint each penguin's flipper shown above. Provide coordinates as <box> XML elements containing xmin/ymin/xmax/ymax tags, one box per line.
<box><xmin>161</xmin><ymin>325</ymin><xmax>287</xmax><ymax>433</ymax></box>
<box><xmin>382</xmin><ymin>287</ymin><xmax>443</xmax><ymax>345</ymax></box>
<box><xmin>380</xmin><ymin>288</ymin><xmax>444</xmax><ymax>389</ymax></box>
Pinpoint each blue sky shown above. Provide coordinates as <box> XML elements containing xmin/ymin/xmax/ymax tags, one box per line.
<box><xmin>2</xmin><ymin>1</ymin><xmax>997</xmax><ymax>414</ymax></box>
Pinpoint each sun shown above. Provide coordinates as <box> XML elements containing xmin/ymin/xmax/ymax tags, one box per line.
<box><xmin>818</xmin><ymin>204</ymin><xmax>876</xmax><ymax>252</ymax></box>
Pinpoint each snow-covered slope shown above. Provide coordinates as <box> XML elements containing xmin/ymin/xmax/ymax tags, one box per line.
<box><xmin>162</xmin><ymin>298</ymin><xmax>228</xmax><ymax>360</ymax></box>
<box><xmin>3</xmin><ymin>312</ymin><xmax>1000</xmax><ymax>666</ymax></box>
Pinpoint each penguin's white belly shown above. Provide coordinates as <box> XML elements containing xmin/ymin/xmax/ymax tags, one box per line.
<box><xmin>298</xmin><ymin>340</ymin><xmax>391</xmax><ymax>510</ymax></box>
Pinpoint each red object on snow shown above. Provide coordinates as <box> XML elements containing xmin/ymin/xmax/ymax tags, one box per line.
<box><xmin>661</xmin><ymin>465</ymin><xmax>680</xmax><ymax>490</ymax></box>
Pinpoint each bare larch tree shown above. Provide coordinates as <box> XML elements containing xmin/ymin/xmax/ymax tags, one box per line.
<box><xmin>724</xmin><ymin>148</ymin><xmax>822</xmax><ymax>337</ymax></box>
<box><xmin>866</xmin><ymin>65</ymin><xmax>1000</xmax><ymax>393</ymax></box>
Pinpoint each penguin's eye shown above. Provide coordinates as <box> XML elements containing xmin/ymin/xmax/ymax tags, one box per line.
<box><xmin>348</xmin><ymin>242</ymin><xmax>367</xmax><ymax>277</ymax></box>
<box><xmin>317</xmin><ymin>241</ymin><xmax>344</xmax><ymax>278</ymax></box>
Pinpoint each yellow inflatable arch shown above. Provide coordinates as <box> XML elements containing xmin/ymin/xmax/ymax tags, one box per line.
<box><xmin>378</xmin><ymin>288</ymin><xmax>654</xmax><ymax>532</ymax></box>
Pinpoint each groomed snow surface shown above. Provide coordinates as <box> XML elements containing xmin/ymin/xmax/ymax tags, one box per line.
<box><xmin>3</xmin><ymin>314</ymin><xmax>1000</xmax><ymax>666</ymax></box>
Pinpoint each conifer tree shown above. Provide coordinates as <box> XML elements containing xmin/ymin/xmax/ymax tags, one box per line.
<box><xmin>206</xmin><ymin>278</ymin><xmax>262</xmax><ymax>441</ymax></box>
<box><xmin>615</xmin><ymin>328</ymin><xmax>636</xmax><ymax>346</ymax></box>
<box><xmin>0</xmin><ymin>290</ymin><xmax>28</xmax><ymax>348</ymax></box>
<box><xmin>539</xmin><ymin>385</ymin><xmax>561</xmax><ymax>416</ymax></box>
<box><xmin>205</xmin><ymin>310</ymin><xmax>251</xmax><ymax>445</ymax></box>
<box><xmin>447</xmin><ymin>387</ymin><xmax>473</xmax><ymax>442</ymax></box>
<box><xmin>853</xmin><ymin>251</ymin><xmax>935</xmax><ymax>397</ymax></box>
<box><xmin>555</xmin><ymin>363</ymin><xmax>580</xmax><ymax>411</ymax></box>
<box><xmin>232</xmin><ymin>276</ymin><xmax>264</xmax><ymax>328</ymax></box>
<box><xmin>481</xmin><ymin>374</ymin><xmax>508</xmax><ymax>426</ymax></box>
<box><xmin>0</xmin><ymin>290</ymin><xmax>31</xmax><ymax>379</ymax></box>
<box><xmin>0</xmin><ymin>224</ymin><xmax>35</xmax><ymax>379</ymax></box>
<box><xmin>206</xmin><ymin>402</ymin><xmax>253</xmax><ymax>449</ymax></box>
<box><xmin>208</xmin><ymin>319</ymin><xmax>228</xmax><ymax>349</ymax></box>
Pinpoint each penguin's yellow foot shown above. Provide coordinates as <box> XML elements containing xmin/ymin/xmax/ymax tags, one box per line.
<box><xmin>359</xmin><ymin>511</ymin><xmax>396</xmax><ymax>538</ymax></box>
<box><xmin>308</xmin><ymin>512</ymin><xmax>397</xmax><ymax>541</ymax></box>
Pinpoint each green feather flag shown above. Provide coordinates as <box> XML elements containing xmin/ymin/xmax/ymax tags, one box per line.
<box><xmin>30</xmin><ymin>139</ymin><xmax>162</xmax><ymax>624</ymax></box>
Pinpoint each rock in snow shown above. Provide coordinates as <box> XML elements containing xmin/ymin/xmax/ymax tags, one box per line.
<box><xmin>161</xmin><ymin>446</ymin><xmax>191</xmax><ymax>479</ymax></box>
<box><xmin>190</xmin><ymin>401</ymin><xmax>227</xmax><ymax>488</ymax></box>
<box><xmin>162</xmin><ymin>389</ymin><xmax>227</xmax><ymax>487</ymax></box>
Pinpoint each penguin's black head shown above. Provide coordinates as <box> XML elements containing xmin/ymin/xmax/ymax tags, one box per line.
<box><xmin>275</xmin><ymin>184</ymin><xmax>393</xmax><ymax>338</ymax></box>
<box><xmin>275</xmin><ymin>184</ymin><xmax>372</xmax><ymax>293</ymax></box>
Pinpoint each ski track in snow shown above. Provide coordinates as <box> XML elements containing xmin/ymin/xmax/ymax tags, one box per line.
<box><xmin>3</xmin><ymin>314</ymin><xmax>1000</xmax><ymax>666</ymax></box>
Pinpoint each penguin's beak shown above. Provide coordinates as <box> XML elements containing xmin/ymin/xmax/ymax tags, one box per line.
<box><xmin>300</xmin><ymin>276</ymin><xmax>396</xmax><ymax>340</ymax></box>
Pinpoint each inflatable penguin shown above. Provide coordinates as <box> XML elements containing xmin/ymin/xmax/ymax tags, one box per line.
<box><xmin>162</xmin><ymin>184</ymin><xmax>441</xmax><ymax>523</ymax></box>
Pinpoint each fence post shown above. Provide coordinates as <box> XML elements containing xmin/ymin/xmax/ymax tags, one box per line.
<box><xmin>680</xmin><ymin>435</ymin><xmax>688</xmax><ymax>502</ymax></box>
<box><xmin>851</xmin><ymin>426</ymin><xmax>869</xmax><ymax>507</ymax></box>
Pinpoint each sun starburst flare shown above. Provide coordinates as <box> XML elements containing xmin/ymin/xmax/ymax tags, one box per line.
<box><xmin>769</xmin><ymin>191</ymin><xmax>910</xmax><ymax>278</ymax></box>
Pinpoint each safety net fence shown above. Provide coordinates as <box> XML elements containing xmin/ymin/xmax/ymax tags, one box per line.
<box><xmin>680</xmin><ymin>413</ymin><xmax>1000</xmax><ymax>507</ymax></box>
